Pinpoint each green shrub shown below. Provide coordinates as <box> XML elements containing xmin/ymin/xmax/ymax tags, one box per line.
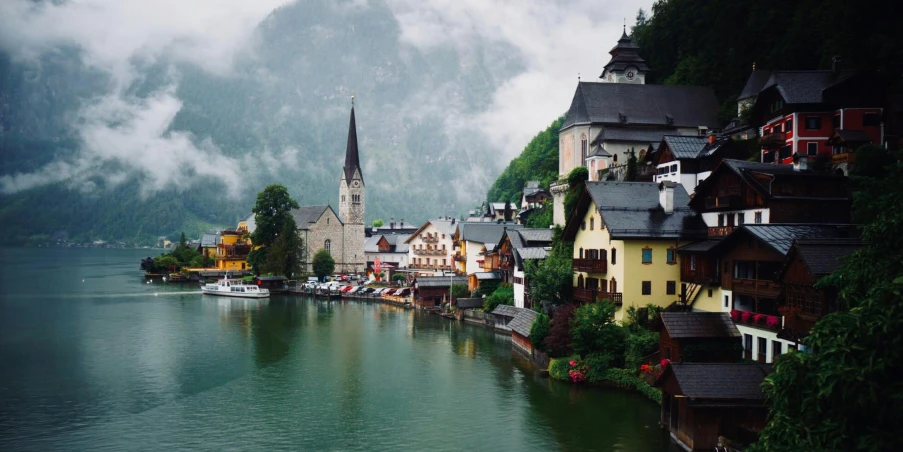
<box><xmin>584</xmin><ymin>351</ymin><xmax>616</xmax><ymax>383</ymax></box>
<box><xmin>483</xmin><ymin>284</ymin><xmax>514</xmax><ymax>312</ymax></box>
<box><xmin>548</xmin><ymin>355</ymin><xmax>579</xmax><ymax>381</ymax></box>
<box><xmin>625</xmin><ymin>330</ymin><xmax>660</xmax><ymax>370</ymax></box>
<box><xmin>599</xmin><ymin>368</ymin><xmax>662</xmax><ymax>405</ymax></box>
<box><xmin>450</xmin><ymin>283</ymin><xmax>470</xmax><ymax>299</ymax></box>
<box><xmin>530</xmin><ymin>313</ymin><xmax>551</xmax><ymax>353</ymax></box>
<box><xmin>570</xmin><ymin>301</ymin><xmax>627</xmax><ymax>365</ymax></box>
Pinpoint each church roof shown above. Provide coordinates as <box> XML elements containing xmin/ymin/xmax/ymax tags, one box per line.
<box><xmin>738</xmin><ymin>70</ymin><xmax>773</xmax><ymax>100</ymax></box>
<box><xmin>343</xmin><ymin>105</ymin><xmax>363</xmax><ymax>184</ymax></box>
<box><xmin>561</xmin><ymin>82</ymin><xmax>720</xmax><ymax>130</ymax></box>
<box><xmin>601</xmin><ymin>29</ymin><xmax>650</xmax><ymax>78</ymax></box>
<box><xmin>291</xmin><ymin>205</ymin><xmax>341</xmax><ymax>230</ymax></box>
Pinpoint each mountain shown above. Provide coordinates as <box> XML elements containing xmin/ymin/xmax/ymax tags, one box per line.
<box><xmin>0</xmin><ymin>0</ymin><xmax>525</xmax><ymax>245</ymax></box>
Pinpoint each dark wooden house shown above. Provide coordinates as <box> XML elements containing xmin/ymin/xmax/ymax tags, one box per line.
<box><xmin>655</xmin><ymin>363</ymin><xmax>773</xmax><ymax>451</ymax></box>
<box><xmin>492</xmin><ymin>305</ymin><xmax>538</xmax><ymax>355</ymax></box>
<box><xmin>660</xmin><ymin>312</ymin><xmax>741</xmax><ymax>363</ymax></box>
<box><xmin>777</xmin><ymin>238</ymin><xmax>861</xmax><ymax>343</ymax></box>
<box><xmin>414</xmin><ymin>276</ymin><xmax>468</xmax><ymax>307</ymax></box>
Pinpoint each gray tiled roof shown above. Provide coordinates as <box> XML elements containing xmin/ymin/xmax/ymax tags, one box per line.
<box><xmin>663</xmin><ymin>135</ymin><xmax>708</xmax><ymax>159</ymax></box>
<box><xmin>562</xmin><ymin>82</ymin><xmax>720</xmax><ymax>130</ymax></box>
<box><xmin>585</xmin><ymin>181</ymin><xmax>707</xmax><ymax>240</ymax></box>
<box><xmin>834</xmin><ymin>129</ymin><xmax>871</xmax><ymax>143</ymax></box>
<box><xmin>364</xmin><ymin>234</ymin><xmax>412</xmax><ymax>253</ymax></box>
<box><xmin>601</xmin><ymin>31</ymin><xmax>650</xmax><ymax>76</ymax></box>
<box><xmin>416</xmin><ymin>276</ymin><xmax>468</xmax><ymax>288</ymax></box>
<box><xmin>291</xmin><ymin>206</ymin><xmax>335</xmax><ymax>230</ymax></box>
<box><xmin>517</xmin><ymin>247</ymin><xmax>549</xmax><ymax>260</ymax></box>
<box><xmin>760</xmin><ymin>70</ymin><xmax>858</xmax><ymax>104</ymax></box>
<box><xmin>667</xmin><ymin>363</ymin><xmax>773</xmax><ymax>399</ymax></box>
<box><xmin>587</xmin><ymin>145</ymin><xmax>611</xmax><ymax>158</ymax></box>
<box><xmin>598</xmin><ymin>127</ymin><xmax>680</xmax><ymax>144</ymax></box>
<box><xmin>742</xmin><ymin>224</ymin><xmax>854</xmax><ymax>256</ymax></box>
<box><xmin>428</xmin><ymin>219</ymin><xmax>460</xmax><ymax>236</ymax></box>
<box><xmin>518</xmin><ymin>228</ymin><xmax>554</xmax><ymax>244</ymax></box>
<box><xmin>661</xmin><ymin>312</ymin><xmax>740</xmax><ymax>339</ymax></box>
<box><xmin>738</xmin><ymin>70</ymin><xmax>773</xmax><ymax>100</ymax></box>
<box><xmin>200</xmin><ymin>233</ymin><xmax>219</xmax><ymax>247</ymax></box>
<box><xmin>474</xmin><ymin>271</ymin><xmax>501</xmax><ymax>281</ymax></box>
<box><xmin>678</xmin><ymin>240</ymin><xmax>721</xmax><ymax>253</ymax></box>
<box><xmin>363</xmin><ymin>235</ymin><xmax>381</xmax><ymax>253</ymax></box>
<box><xmin>492</xmin><ymin>304</ymin><xmax>520</xmax><ymax>318</ymax></box>
<box><xmin>460</xmin><ymin>223</ymin><xmax>523</xmax><ymax>245</ymax></box>
<box><xmin>793</xmin><ymin>238</ymin><xmax>861</xmax><ymax>277</ymax></box>
<box><xmin>509</xmin><ymin>309</ymin><xmax>538</xmax><ymax>337</ymax></box>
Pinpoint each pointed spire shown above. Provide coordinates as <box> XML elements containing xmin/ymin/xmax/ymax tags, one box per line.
<box><xmin>343</xmin><ymin>98</ymin><xmax>363</xmax><ymax>184</ymax></box>
<box><xmin>622</xmin><ymin>19</ymin><xmax>628</xmax><ymax>39</ymax></box>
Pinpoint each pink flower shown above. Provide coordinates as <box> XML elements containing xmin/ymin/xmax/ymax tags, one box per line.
<box><xmin>569</xmin><ymin>360</ymin><xmax>576</xmax><ymax>367</ymax></box>
<box><xmin>660</xmin><ymin>359</ymin><xmax>671</xmax><ymax>368</ymax></box>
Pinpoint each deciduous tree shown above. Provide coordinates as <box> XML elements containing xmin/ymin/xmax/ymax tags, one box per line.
<box><xmin>312</xmin><ymin>249</ymin><xmax>335</xmax><ymax>280</ymax></box>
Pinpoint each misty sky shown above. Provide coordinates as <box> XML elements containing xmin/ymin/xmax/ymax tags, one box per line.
<box><xmin>0</xmin><ymin>0</ymin><xmax>654</xmax><ymax>197</ymax></box>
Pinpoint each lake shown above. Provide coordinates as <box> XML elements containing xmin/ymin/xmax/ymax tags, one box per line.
<box><xmin>0</xmin><ymin>247</ymin><xmax>674</xmax><ymax>451</ymax></box>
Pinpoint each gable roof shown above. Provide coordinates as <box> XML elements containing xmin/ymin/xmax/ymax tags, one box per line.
<box><xmin>712</xmin><ymin>224</ymin><xmax>858</xmax><ymax>257</ymax></box>
<box><xmin>460</xmin><ymin>223</ymin><xmax>523</xmax><ymax>245</ymax></box>
<box><xmin>601</xmin><ymin>30</ymin><xmax>651</xmax><ymax>78</ymax></box>
<box><xmin>518</xmin><ymin>228</ymin><xmax>554</xmax><ymax>244</ymax></box>
<box><xmin>291</xmin><ymin>205</ymin><xmax>340</xmax><ymax>230</ymax></box>
<box><xmin>491</xmin><ymin>304</ymin><xmax>520</xmax><ymax>318</ymax></box>
<box><xmin>661</xmin><ymin>312</ymin><xmax>741</xmax><ymax>339</ymax></box>
<box><xmin>738</xmin><ymin>70</ymin><xmax>773</xmax><ymax>100</ymax></box>
<box><xmin>474</xmin><ymin>271</ymin><xmax>501</xmax><ymax>281</ymax></box>
<box><xmin>561</xmin><ymin>82</ymin><xmax>720</xmax><ymax>130</ymax></box>
<box><xmin>200</xmin><ymin>233</ymin><xmax>219</xmax><ymax>247</ymax></box>
<box><xmin>563</xmin><ymin>181</ymin><xmax>707</xmax><ymax>240</ymax></box>
<box><xmin>406</xmin><ymin>219</ymin><xmax>460</xmax><ymax>243</ymax></box>
<box><xmin>416</xmin><ymin>276</ymin><xmax>468</xmax><ymax>288</ymax></box>
<box><xmin>509</xmin><ymin>308</ymin><xmax>538</xmax><ymax>337</ymax></box>
<box><xmin>784</xmin><ymin>238</ymin><xmax>862</xmax><ymax>278</ymax></box>
<box><xmin>659</xmin><ymin>363</ymin><xmax>773</xmax><ymax>400</ymax></box>
<box><xmin>759</xmin><ymin>70</ymin><xmax>859</xmax><ymax>104</ymax></box>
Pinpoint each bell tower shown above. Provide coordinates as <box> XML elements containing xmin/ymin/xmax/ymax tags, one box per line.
<box><xmin>339</xmin><ymin>96</ymin><xmax>365</xmax><ymax>272</ymax></box>
<box><xmin>599</xmin><ymin>25</ymin><xmax>649</xmax><ymax>85</ymax></box>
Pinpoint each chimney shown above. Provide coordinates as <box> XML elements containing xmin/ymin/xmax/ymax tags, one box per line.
<box><xmin>451</xmin><ymin>218</ymin><xmax>456</xmax><ymax>225</ymax></box>
<box><xmin>708</xmin><ymin>132</ymin><xmax>716</xmax><ymax>145</ymax></box>
<box><xmin>390</xmin><ymin>217</ymin><xmax>395</xmax><ymax>229</ymax></box>
<box><xmin>659</xmin><ymin>181</ymin><xmax>675</xmax><ymax>214</ymax></box>
<box><xmin>832</xmin><ymin>55</ymin><xmax>841</xmax><ymax>74</ymax></box>
<box><xmin>792</xmin><ymin>153</ymin><xmax>808</xmax><ymax>172</ymax></box>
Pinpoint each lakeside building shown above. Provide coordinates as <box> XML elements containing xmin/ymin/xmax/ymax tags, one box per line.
<box><xmin>413</xmin><ymin>275</ymin><xmax>467</xmax><ymax>308</ymax></box>
<box><xmin>454</xmin><ymin>222</ymin><xmax>521</xmax><ymax>275</ymax></box>
<box><xmin>562</xmin><ymin>181</ymin><xmax>707</xmax><ymax>322</ymax></box>
<box><xmin>552</xmin><ymin>28</ymin><xmax>720</xmax><ymax>225</ymax></box>
<box><xmin>215</xmin><ymin>226</ymin><xmax>251</xmax><ymax>271</ymax></box>
<box><xmin>650</xmin><ymin>135</ymin><xmax>751</xmax><ymax>194</ymax></box>
<box><xmin>405</xmin><ymin>217</ymin><xmax>459</xmax><ymax>276</ymax></box>
<box><xmin>364</xmin><ymin>233</ymin><xmax>411</xmax><ymax>270</ymax></box>
<box><xmin>490</xmin><ymin>228</ymin><xmax>554</xmax><ymax>309</ymax></box>
<box><xmin>289</xmin><ymin>103</ymin><xmax>367</xmax><ymax>274</ymax></box>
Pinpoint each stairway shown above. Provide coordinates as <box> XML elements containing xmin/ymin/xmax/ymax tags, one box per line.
<box><xmin>682</xmin><ymin>283</ymin><xmax>703</xmax><ymax>308</ymax></box>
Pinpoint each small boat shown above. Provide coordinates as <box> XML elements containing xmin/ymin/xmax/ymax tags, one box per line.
<box><xmin>201</xmin><ymin>275</ymin><xmax>270</xmax><ymax>299</ymax></box>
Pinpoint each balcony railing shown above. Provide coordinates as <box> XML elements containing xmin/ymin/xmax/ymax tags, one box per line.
<box><xmin>453</xmin><ymin>254</ymin><xmax>466</xmax><ymax>262</ymax></box>
<box><xmin>573</xmin><ymin>258</ymin><xmax>607</xmax><ymax>273</ymax></box>
<box><xmin>408</xmin><ymin>264</ymin><xmax>454</xmax><ymax>271</ymax></box>
<box><xmin>413</xmin><ymin>249</ymin><xmax>448</xmax><ymax>256</ymax></box>
<box><xmin>421</xmin><ymin>236</ymin><xmax>439</xmax><ymax>243</ymax></box>
<box><xmin>730</xmin><ymin>309</ymin><xmax>782</xmax><ymax>332</ymax></box>
<box><xmin>732</xmin><ymin>278</ymin><xmax>782</xmax><ymax>298</ymax></box>
<box><xmin>704</xmin><ymin>195</ymin><xmax>742</xmax><ymax>210</ymax></box>
<box><xmin>573</xmin><ymin>288</ymin><xmax>622</xmax><ymax>306</ymax></box>
<box><xmin>708</xmin><ymin>226</ymin><xmax>736</xmax><ymax>237</ymax></box>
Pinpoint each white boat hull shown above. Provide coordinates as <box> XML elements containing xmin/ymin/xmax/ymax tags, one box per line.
<box><xmin>201</xmin><ymin>289</ymin><xmax>269</xmax><ymax>299</ymax></box>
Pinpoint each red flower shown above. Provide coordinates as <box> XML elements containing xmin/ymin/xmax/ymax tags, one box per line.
<box><xmin>660</xmin><ymin>359</ymin><xmax>671</xmax><ymax>368</ymax></box>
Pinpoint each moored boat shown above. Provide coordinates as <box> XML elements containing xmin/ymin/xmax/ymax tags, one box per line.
<box><xmin>201</xmin><ymin>275</ymin><xmax>270</xmax><ymax>298</ymax></box>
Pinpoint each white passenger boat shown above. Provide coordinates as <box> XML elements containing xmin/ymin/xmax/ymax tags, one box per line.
<box><xmin>201</xmin><ymin>276</ymin><xmax>270</xmax><ymax>298</ymax></box>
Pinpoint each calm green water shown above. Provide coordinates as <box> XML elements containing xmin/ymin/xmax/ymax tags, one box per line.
<box><xmin>0</xmin><ymin>248</ymin><xmax>673</xmax><ymax>451</ymax></box>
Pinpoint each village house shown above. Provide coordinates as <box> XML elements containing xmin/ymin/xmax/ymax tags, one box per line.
<box><xmin>365</xmin><ymin>219</ymin><xmax>417</xmax><ymax>238</ymax></box>
<box><xmin>655</xmin><ymin>363</ymin><xmax>773</xmax><ymax>451</ymax></box>
<box><xmin>521</xmin><ymin>181</ymin><xmax>551</xmax><ymax>210</ymax></box>
<box><xmin>215</xmin><ymin>226</ymin><xmax>251</xmax><ymax>271</ymax></box>
<box><xmin>405</xmin><ymin>218</ymin><xmax>459</xmax><ymax>276</ymax></box>
<box><xmin>413</xmin><ymin>275</ymin><xmax>468</xmax><ymax>308</ymax></box>
<box><xmin>454</xmin><ymin>222</ymin><xmax>521</xmax><ymax>275</ymax></box>
<box><xmin>659</xmin><ymin>312</ymin><xmax>742</xmax><ymax>364</ymax></box>
<box><xmin>562</xmin><ymin>181</ymin><xmax>707</xmax><ymax>322</ymax></box>
<box><xmin>491</xmin><ymin>305</ymin><xmax>538</xmax><ymax>355</ymax></box>
<box><xmin>776</xmin><ymin>238</ymin><xmax>861</xmax><ymax>345</ymax></box>
<box><xmin>650</xmin><ymin>135</ymin><xmax>752</xmax><ymax>194</ymax></box>
<box><xmin>364</xmin><ymin>233</ymin><xmax>411</xmax><ymax>271</ymax></box>
<box><xmin>740</xmin><ymin>60</ymin><xmax>885</xmax><ymax>171</ymax></box>
<box><xmin>551</xmin><ymin>27</ymin><xmax>720</xmax><ymax>225</ymax></box>
<box><xmin>492</xmin><ymin>228</ymin><xmax>554</xmax><ymax>309</ymax></box>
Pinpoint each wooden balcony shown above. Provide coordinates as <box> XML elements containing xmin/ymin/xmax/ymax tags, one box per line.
<box><xmin>573</xmin><ymin>258</ymin><xmax>607</xmax><ymax>273</ymax></box>
<box><xmin>217</xmin><ymin>244</ymin><xmax>251</xmax><ymax>258</ymax></box>
<box><xmin>453</xmin><ymin>254</ymin><xmax>466</xmax><ymax>262</ymax></box>
<box><xmin>421</xmin><ymin>236</ymin><xmax>439</xmax><ymax>243</ymax></box>
<box><xmin>704</xmin><ymin>195</ymin><xmax>742</xmax><ymax>210</ymax></box>
<box><xmin>413</xmin><ymin>249</ymin><xmax>447</xmax><ymax>256</ymax></box>
<box><xmin>832</xmin><ymin>152</ymin><xmax>856</xmax><ymax>164</ymax></box>
<box><xmin>573</xmin><ymin>288</ymin><xmax>622</xmax><ymax>306</ymax></box>
<box><xmin>732</xmin><ymin>278</ymin><xmax>782</xmax><ymax>298</ymax></box>
<box><xmin>708</xmin><ymin>226</ymin><xmax>735</xmax><ymax>237</ymax></box>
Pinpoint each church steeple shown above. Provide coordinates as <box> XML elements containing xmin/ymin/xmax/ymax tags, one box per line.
<box><xmin>343</xmin><ymin>99</ymin><xmax>363</xmax><ymax>185</ymax></box>
<box><xmin>600</xmin><ymin>27</ymin><xmax>650</xmax><ymax>84</ymax></box>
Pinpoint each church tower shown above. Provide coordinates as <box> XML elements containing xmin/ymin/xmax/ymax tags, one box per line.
<box><xmin>339</xmin><ymin>98</ymin><xmax>365</xmax><ymax>273</ymax></box>
<box><xmin>599</xmin><ymin>26</ymin><xmax>650</xmax><ymax>84</ymax></box>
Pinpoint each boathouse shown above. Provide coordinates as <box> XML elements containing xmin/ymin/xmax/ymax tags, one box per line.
<box><xmin>659</xmin><ymin>312</ymin><xmax>742</xmax><ymax>363</ymax></box>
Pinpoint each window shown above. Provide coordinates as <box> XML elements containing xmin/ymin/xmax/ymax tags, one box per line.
<box><xmin>863</xmin><ymin>113</ymin><xmax>880</xmax><ymax>126</ymax></box>
<box><xmin>670</xmin><ymin>163</ymin><xmax>678</xmax><ymax>174</ymax></box>
<box><xmin>773</xmin><ymin>341</ymin><xmax>783</xmax><ymax>360</ymax></box>
<box><xmin>666</xmin><ymin>281</ymin><xmax>676</xmax><ymax>295</ymax></box>
<box><xmin>689</xmin><ymin>255</ymin><xmax>696</xmax><ymax>271</ymax></box>
<box><xmin>579</xmin><ymin>247</ymin><xmax>584</xmax><ymax>259</ymax></box>
<box><xmin>757</xmin><ymin>337</ymin><xmax>767</xmax><ymax>363</ymax></box>
<box><xmin>773</xmin><ymin>123</ymin><xmax>782</xmax><ymax>134</ymax></box>
<box><xmin>708</xmin><ymin>289</ymin><xmax>713</xmax><ymax>298</ymax></box>
<box><xmin>744</xmin><ymin>334</ymin><xmax>753</xmax><ymax>360</ymax></box>
<box><xmin>611</xmin><ymin>248</ymin><xmax>617</xmax><ymax>265</ymax></box>
<box><xmin>581</xmin><ymin>134</ymin><xmax>588</xmax><ymax>164</ymax></box>
<box><xmin>832</xmin><ymin>114</ymin><xmax>840</xmax><ymax>129</ymax></box>
<box><xmin>754</xmin><ymin>211</ymin><xmax>763</xmax><ymax>224</ymax></box>
<box><xmin>590</xmin><ymin>217</ymin><xmax>594</xmax><ymax>230</ymax></box>
<box><xmin>581</xmin><ymin>221</ymin><xmax>586</xmax><ymax>231</ymax></box>
<box><xmin>642</xmin><ymin>281</ymin><xmax>651</xmax><ymax>295</ymax></box>
<box><xmin>734</xmin><ymin>261</ymin><xmax>756</xmax><ymax>279</ymax></box>
<box><xmin>805</xmin><ymin>116</ymin><xmax>821</xmax><ymax>130</ymax></box>
<box><xmin>324</xmin><ymin>239</ymin><xmax>331</xmax><ymax>255</ymax></box>
<box><xmin>666</xmin><ymin>248</ymin><xmax>676</xmax><ymax>264</ymax></box>
<box><xmin>642</xmin><ymin>248</ymin><xmax>652</xmax><ymax>264</ymax></box>
<box><xmin>724</xmin><ymin>295</ymin><xmax>730</xmax><ymax>308</ymax></box>
<box><xmin>341</xmin><ymin>195</ymin><xmax>345</xmax><ymax>203</ymax></box>
<box><xmin>738</xmin><ymin>212</ymin><xmax>745</xmax><ymax>225</ymax></box>
<box><xmin>786</xmin><ymin>118</ymin><xmax>793</xmax><ymax>133</ymax></box>
<box><xmin>718</xmin><ymin>214</ymin><xmax>725</xmax><ymax>227</ymax></box>
<box><xmin>807</xmin><ymin>142</ymin><xmax>818</xmax><ymax>156</ymax></box>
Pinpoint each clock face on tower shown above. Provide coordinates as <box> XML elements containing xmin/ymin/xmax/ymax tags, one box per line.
<box><xmin>626</xmin><ymin>71</ymin><xmax>635</xmax><ymax>80</ymax></box>
<box><xmin>352</xmin><ymin>180</ymin><xmax>360</xmax><ymax>188</ymax></box>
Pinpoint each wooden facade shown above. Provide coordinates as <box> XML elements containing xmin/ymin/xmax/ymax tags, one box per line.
<box><xmin>719</xmin><ymin>233</ymin><xmax>784</xmax><ymax>317</ymax></box>
<box><xmin>659</xmin><ymin>325</ymin><xmax>741</xmax><ymax>364</ymax></box>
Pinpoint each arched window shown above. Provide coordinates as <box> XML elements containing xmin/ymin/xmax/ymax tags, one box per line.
<box><xmin>613</xmin><ymin>154</ymin><xmax>618</xmax><ymax>163</ymax></box>
<box><xmin>610</xmin><ymin>278</ymin><xmax>617</xmax><ymax>293</ymax></box>
<box><xmin>579</xmin><ymin>247</ymin><xmax>584</xmax><ymax>259</ymax></box>
<box><xmin>577</xmin><ymin>274</ymin><xmax>585</xmax><ymax>289</ymax></box>
<box><xmin>580</xmin><ymin>133</ymin><xmax>588</xmax><ymax>164</ymax></box>
<box><xmin>324</xmin><ymin>239</ymin><xmax>331</xmax><ymax>255</ymax></box>
<box><xmin>590</xmin><ymin>217</ymin><xmax>594</xmax><ymax>230</ymax></box>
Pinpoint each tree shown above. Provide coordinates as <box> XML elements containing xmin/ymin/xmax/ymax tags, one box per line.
<box><xmin>525</xmin><ymin>228</ymin><xmax>573</xmax><ymax>306</ymax></box>
<box><xmin>178</xmin><ymin>231</ymin><xmax>187</xmax><ymax>248</ymax></box>
<box><xmin>264</xmin><ymin>220</ymin><xmax>304</xmax><ymax>278</ymax></box>
<box><xmin>248</xmin><ymin>184</ymin><xmax>300</xmax><ymax>274</ymax></box>
<box><xmin>483</xmin><ymin>284</ymin><xmax>514</xmax><ymax>312</ymax></box>
<box><xmin>311</xmin><ymin>249</ymin><xmax>335</xmax><ymax>280</ymax></box>
<box><xmin>525</xmin><ymin>200</ymin><xmax>553</xmax><ymax>229</ymax></box>
<box><xmin>503</xmin><ymin>201</ymin><xmax>513</xmax><ymax>222</ymax></box>
<box><xmin>450</xmin><ymin>283</ymin><xmax>469</xmax><ymax>299</ymax></box>
<box><xmin>372</xmin><ymin>219</ymin><xmax>384</xmax><ymax>228</ymax></box>
<box><xmin>569</xmin><ymin>301</ymin><xmax>627</xmax><ymax>363</ymax></box>
<box><xmin>564</xmin><ymin>166</ymin><xmax>589</xmax><ymax>221</ymax></box>
<box><xmin>530</xmin><ymin>313</ymin><xmax>551</xmax><ymax>353</ymax></box>
<box><xmin>750</xmin><ymin>159</ymin><xmax>903</xmax><ymax>451</ymax></box>
<box><xmin>624</xmin><ymin>148</ymin><xmax>638</xmax><ymax>181</ymax></box>
<box><xmin>544</xmin><ymin>304</ymin><xmax>576</xmax><ymax>357</ymax></box>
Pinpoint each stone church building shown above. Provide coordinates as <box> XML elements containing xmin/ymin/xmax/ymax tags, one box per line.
<box><xmin>551</xmin><ymin>27</ymin><xmax>721</xmax><ymax>225</ymax></box>
<box><xmin>291</xmin><ymin>103</ymin><xmax>366</xmax><ymax>274</ymax></box>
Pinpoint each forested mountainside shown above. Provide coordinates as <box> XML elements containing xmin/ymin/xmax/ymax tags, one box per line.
<box><xmin>486</xmin><ymin>117</ymin><xmax>563</xmax><ymax>204</ymax></box>
<box><xmin>0</xmin><ymin>0</ymin><xmax>523</xmax><ymax>245</ymax></box>
<box><xmin>485</xmin><ymin>0</ymin><xmax>902</xmax><ymax>202</ymax></box>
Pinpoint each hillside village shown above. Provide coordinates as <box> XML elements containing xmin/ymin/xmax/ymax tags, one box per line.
<box><xmin>149</xmin><ymin>24</ymin><xmax>902</xmax><ymax>452</ymax></box>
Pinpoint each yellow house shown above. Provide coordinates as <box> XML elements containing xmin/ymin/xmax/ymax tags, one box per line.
<box><xmin>562</xmin><ymin>181</ymin><xmax>707</xmax><ymax>322</ymax></box>
<box><xmin>216</xmin><ymin>225</ymin><xmax>251</xmax><ymax>271</ymax></box>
